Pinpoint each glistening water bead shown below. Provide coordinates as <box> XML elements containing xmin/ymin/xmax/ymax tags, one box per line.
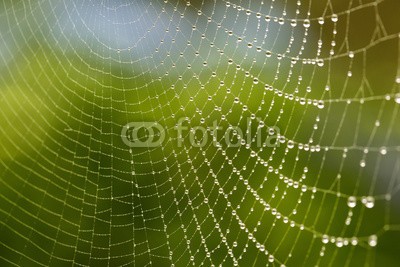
<box><xmin>368</xmin><ymin>235</ymin><xmax>378</xmax><ymax>247</ymax></box>
<box><xmin>287</xmin><ymin>140</ymin><xmax>294</xmax><ymax>149</ymax></box>
<box><xmin>303</xmin><ymin>19</ymin><xmax>310</xmax><ymax>28</ymax></box>
<box><xmin>347</xmin><ymin>196</ymin><xmax>357</xmax><ymax>208</ymax></box>
<box><xmin>361</xmin><ymin>196</ymin><xmax>375</xmax><ymax>208</ymax></box>
<box><xmin>395</xmin><ymin>94</ymin><xmax>400</xmax><ymax>104</ymax></box>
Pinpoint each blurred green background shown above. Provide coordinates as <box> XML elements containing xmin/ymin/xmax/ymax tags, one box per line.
<box><xmin>1</xmin><ymin>0</ymin><xmax>400</xmax><ymax>266</ymax></box>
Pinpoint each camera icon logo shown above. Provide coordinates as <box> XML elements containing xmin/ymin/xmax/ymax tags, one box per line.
<box><xmin>121</xmin><ymin>122</ymin><xmax>165</xmax><ymax>147</ymax></box>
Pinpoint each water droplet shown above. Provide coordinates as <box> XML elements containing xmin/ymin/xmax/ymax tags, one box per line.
<box><xmin>317</xmin><ymin>59</ymin><xmax>324</xmax><ymax>67</ymax></box>
<box><xmin>268</xmin><ymin>255</ymin><xmax>274</xmax><ymax>263</ymax></box>
<box><xmin>290</xmin><ymin>19</ymin><xmax>297</xmax><ymax>27</ymax></box>
<box><xmin>349</xmin><ymin>51</ymin><xmax>354</xmax><ymax>58</ymax></box>
<box><xmin>266</xmin><ymin>51</ymin><xmax>272</xmax><ymax>57</ymax></box>
<box><xmin>351</xmin><ymin>237</ymin><xmax>358</xmax><ymax>246</ymax></box>
<box><xmin>318</xmin><ymin>17</ymin><xmax>324</xmax><ymax>25</ymax></box>
<box><xmin>368</xmin><ymin>235</ymin><xmax>377</xmax><ymax>247</ymax></box>
<box><xmin>287</xmin><ymin>140</ymin><xmax>294</xmax><ymax>149</ymax></box>
<box><xmin>317</xmin><ymin>100</ymin><xmax>325</xmax><ymax>109</ymax></box>
<box><xmin>362</xmin><ymin>196</ymin><xmax>375</xmax><ymax>208</ymax></box>
<box><xmin>278</xmin><ymin>18</ymin><xmax>284</xmax><ymax>25</ymax></box>
<box><xmin>336</xmin><ymin>238</ymin><xmax>344</xmax><ymax>247</ymax></box>
<box><xmin>303</xmin><ymin>19</ymin><xmax>310</xmax><ymax>28</ymax></box>
<box><xmin>379</xmin><ymin>147</ymin><xmax>387</xmax><ymax>155</ymax></box>
<box><xmin>253</xmin><ymin>78</ymin><xmax>259</xmax><ymax>84</ymax></box>
<box><xmin>234</xmin><ymin>97</ymin><xmax>240</xmax><ymax>103</ymax></box>
<box><xmin>268</xmin><ymin>128</ymin><xmax>275</xmax><ymax>135</ymax></box>
<box><xmin>322</xmin><ymin>235</ymin><xmax>329</xmax><ymax>244</ymax></box>
<box><xmin>331</xmin><ymin>14</ymin><xmax>338</xmax><ymax>22</ymax></box>
<box><xmin>360</xmin><ymin>159</ymin><xmax>366</xmax><ymax>168</ymax></box>
<box><xmin>347</xmin><ymin>196</ymin><xmax>357</xmax><ymax>208</ymax></box>
<box><xmin>396</xmin><ymin>77</ymin><xmax>400</xmax><ymax>84</ymax></box>
<box><xmin>395</xmin><ymin>94</ymin><xmax>400</xmax><ymax>104</ymax></box>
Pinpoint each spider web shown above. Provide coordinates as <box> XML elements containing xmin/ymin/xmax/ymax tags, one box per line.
<box><xmin>1</xmin><ymin>0</ymin><xmax>400</xmax><ymax>266</ymax></box>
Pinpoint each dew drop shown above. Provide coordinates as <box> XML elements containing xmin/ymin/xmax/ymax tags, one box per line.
<box><xmin>336</xmin><ymin>238</ymin><xmax>344</xmax><ymax>248</ymax></box>
<box><xmin>278</xmin><ymin>18</ymin><xmax>284</xmax><ymax>25</ymax></box>
<box><xmin>347</xmin><ymin>196</ymin><xmax>357</xmax><ymax>208</ymax></box>
<box><xmin>379</xmin><ymin>147</ymin><xmax>387</xmax><ymax>155</ymax></box>
<box><xmin>331</xmin><ymin>14</ymin><xmax>338</xmax><ymax>22</ymax></box>
<box><xmin>287</xmin><ymin>140</ymin><xmax>294</xmax><ymax>149</ymax></box>
<box><xmin>303</xmin><ymin>19</ymin><xmax>310</xmax><ymax>28</ymax></box>
<box><xmin>368</xmin><ymin>235</ymin><xmax>377</xmax><ymax>247</ymax></box>
<box><xmin>322</xmin><ymin>235</ymin><xmax>329</xmax><ymax>244</ymax></box>
<box><xmin>360</xmin><ymin>159</ymin><xmax>366</xmax><ymax>168</ymax></box>
<box><xmin>318</xmin><ymin>17</ymin><xmax>324</xmax><ymax>25</ymax></box>
<box><xmin>362</xmin><ymin>196</ymin><xmax>375</xmax><ymax>208</ymax></box>
<box><xmin>349</xmin><ymin>51</ymin><xmax>354</xmax><ymax>58</ymax></box>
<box><xmin>290</xmin><ymin>19</ymin><xmax>297</xmax><ymax>27</ymax></box>
<box><xmin>268</xmin><ymin>255</ymin><xmax>274</xmax><ymax>263</ymax></box>
<box><xmin>268</xmin><ymin>128</ymin><xmax>275</xmax><ymax>135</ymax></box>
<box><xmin>394</xmin><ymin>94</ymin><xmax>400</xmax><ymax>104</ymax></box>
